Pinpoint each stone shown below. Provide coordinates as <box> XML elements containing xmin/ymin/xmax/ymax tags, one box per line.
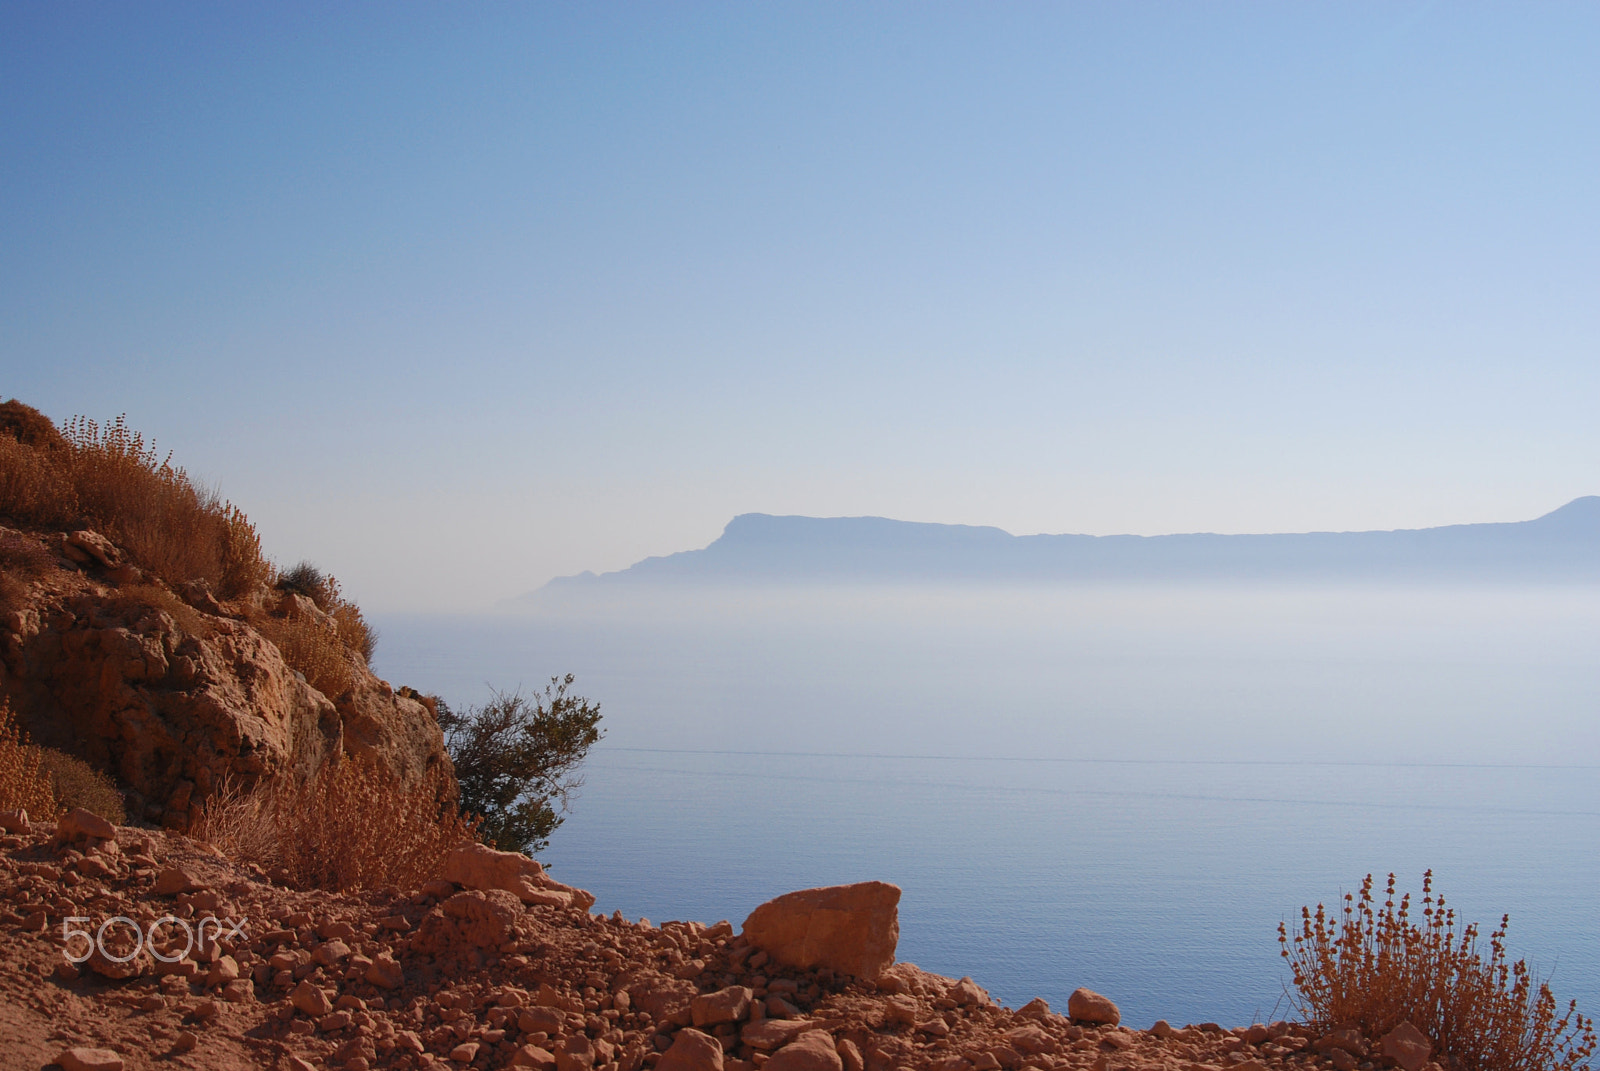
<box><xmin>766</xmin><ymin>1032</ymin><xmax>844</xmax><ymax>1071</ymax></box>
<box><xmin>312</xmin><ymin>939</ymin><xmax>351</xmax><ymax>966</ymax></box>
<box><xmin>414</xmin><ymin>889</ymin><xmax>523</xmax><ymax>952</ymax></box>
<box><xmin>291</xmin><ymin>979</ymin><xmax>334</xmax><ymax>1017</ymax></box>
<box><xmin>57</xmin><ymin>807</ymin><xmax>116</xmax><ymax>841</ymax></box>
<box><xmin>693</xmin><ymin>985</ymin><xmax>754</xmax><ymax>1027</ymax></box>
<box><xmin>514</xmin><ymin>1046</ymin><xmax>558</xmax><ymax>1070</ymax></box>
<box><xmin>58</xmin><ymin>1048</ymin><xmax>124</xmax><ymax>1071</ymax></box>
<box><xmin>741</xmin><ymin>881</ymin><xmax>900</xmax><ymax>981</ymax></box>
<box><xmin>451</xmin><ymin>1042</ymin><xmax>481</xmax><ymax>1063</ymax></box>
<box><xmin>205</xmin><ymin>955</ymin><xmax>240</xmax><ymax>987</ymax></box>
<box><xmin>743</xmin><ymin>1019</ymin><xmax>824</xmax><ymax>1052</ymax></box>
<box><xmin>557</xmin><ymin>1034</ymin><xmax>596</xmax><ymax>1071</ymax></box>
<box><xmin>65</xmin><ymin>530</ymin><xmax>123</xmax><ymax>568</ymax></box>
<box><xmin>443</xmin><ymin>841</ymin><xmax>597</xmax><ymax>910</ymax></box>
<box><xmin>1067</xmin><ymin>987</ymin><xmax>1120</xmax><ymax>1026</ymax></box>
<box><xmin>519</xmin><ymin>1006</ymin><xmax>567</xmax><ymax>1034</ymax></box>
<box><xmin>657</xmin><ymin>1028</ymin><xmax>725</xmax><ymax>1071</ymax></box>
<box><xmin>0</xmin><ymin>808</ymin><xmax>28</xmax><ymax>833</ymax></box>
<box><xmin>621</xmin><ymin>972</ymin><xmax>700</xmax><ymax>1027</ymax></box>
<box><xmin>366</xmin><ymin>953</ymin><xmax>404</xmax><ymax>989</ymax></box>
<box><xmin>1381</xmin><ymin>1023</ymin><xmax>1434</xmax><ymax>1071</ymax></box>
<box><xmin>153</xmin><ymin>866</ymin><xmax>204</xmax><ymax>895</ymax></box>
<box><xmin>837</xmin><ymin>1038</ymin><xmax>864</xmax><ymax>1071</ymax></box>
<box><xmin>1003</xmin><ymin>1025</ymin><xmax>1056</xmax><ymax>1055</ymax></box>
<box><xmin>884</xmin><ymin>996</ymin><xmax>919</xmax><ymax>1027</ymax></box>
<box><xmin>1016</xmin><ymin>997</ymin><xmax>1051</xmax><ymax>1020</ymax></box>
<box><xmin>949</xmin><ymin>977</ymin><xmax>993</xmax><ymax>1007</ymax></box>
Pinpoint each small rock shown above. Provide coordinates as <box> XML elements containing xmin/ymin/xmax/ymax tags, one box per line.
<box><xmin>174</xmin><ymin>1032</ymin><xmax>198</xmax><ymax>1053</ymax></box>
<box><xmin>366</xmin><ymin>953</ymin><xmax>404</xmax><ymax>989</ymax></box>
<box><xmin>949</xmin><ymin>977</ymin><xmax>993</xmax><ymax>1008</ymax></box>
<box><xmin>205</xmin><ymin>955</ymin><xmax>240</xmax><ymax>987</ymax></box>
<box><xmin>451</xmin><ymin>1042</ymin><xmax>481</xmax><ymax>1063</ymax></box>
<box><xmin>58</xmin><ymin>1046</ymin><xmax>125</xmax><ymax>1071</ymax></box>
<box><xmin>312</xmin><ymin>939</ymin><xmax>351</xmax><ymax>966</ymax></box>
<box><xmin>514</xmin><ymin>1046</ymin><xmax>558</xmax><ymax>1070</ymax></box>
<box><xmin>154</xmin><ymin>866</ymin><xmax>204</xmax><ymax>895</ymax></box>
<box><xmin>0</xmin><ymin>808</ymin><xmax>30</xmax><ymax>833</ymax></box>
<box><xmin>1381</xmin><ymin>1023</ymin><xmax>1434</xmax><ymax>1071</ymax></box>
<box><xmin>1067</xmin><ymin>987</ymin><xmax>1120</xmax><ymax>1026</ymax></box>
<box><xmin>557</xmin><ymin>1034</ymin><xmax>596</xmax><ymax>1071</ymax></box>
<box><xmin>292</xmin><ymin>979</ymin><xmax>334</xmax><ymax>1017</ymax></box>
<box><xmin>319</xmin><ymin>1010</ymin><xmax>352</xmax><ymax>1031</ymax></box>
<box><xmin>837</xmin><ymin>1038</ymin><xmax>864</xmax><ymax>1071</ymax></box>
<box><xmin>766</xmin><ymin>1032</ymin><xmax>844</xmax><ymax>1071</ymax></box>
<box><xmin>657</xmin><ymin>1028</ymin><xmax>725</xmax><ymax>1071</ymax></box>
<box><xmin>1016</xmin><ymin>997</ymin><xmax>1051</xmax><ymax>1020</ymax></box>
<box><xmin>57</xmin><ymin>807</ymin><xmax>116</xmax><ymax>841</ymax></box>
<box><xmin>916</xmin><ymin>1019</ymin><xmax>951</xmax><ymax>1038</ymax></box>
<box><xmin>743</xmin><ymin>1019</ymin><xmax>823</xmax><ymax>1052</ymax></box>
<box><xmin>693</xmin><ymin>985</ymin><xmax>755</xmax><ymax>1027</ymax></box>
<box><xmin>519</xmin><ymin>1006</ymin><xmax>567</xmax><ymax>1033</ymax></box>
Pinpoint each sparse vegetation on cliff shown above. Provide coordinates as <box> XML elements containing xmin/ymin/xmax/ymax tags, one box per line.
<box><xmin>1281</xmin><ymin>871</ymin><xmax>1596</xmax><ymax>1071</ymax></box>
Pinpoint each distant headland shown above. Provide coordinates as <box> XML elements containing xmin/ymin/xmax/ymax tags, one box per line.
<box><xmin>533</xmin><ymin>497</ymin><xmax>1600</xmax><ymax>593</ymax></box>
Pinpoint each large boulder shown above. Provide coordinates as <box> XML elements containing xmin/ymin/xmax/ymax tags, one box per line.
<box><xmin>741</xmin><ymin>881</ymin><xmax>900</xmax><ymax>981</ymax></box>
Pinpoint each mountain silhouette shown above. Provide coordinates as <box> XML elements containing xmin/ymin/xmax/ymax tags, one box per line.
<box><xmin>538</xmin><ymin>497</ymin><xmax>1600</xmax><ymax>590</ymax></box>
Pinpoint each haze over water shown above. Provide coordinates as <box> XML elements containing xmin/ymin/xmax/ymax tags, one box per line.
<box><xmin>375</xmin><ymin>580</ymin><xmax>1600</xmax><ymax>1029</ymax></box>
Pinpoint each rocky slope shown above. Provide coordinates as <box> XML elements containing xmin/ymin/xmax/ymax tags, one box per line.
<box><xmin>0</xmin><ymin>522</ymin><xmax>449</xmax><ymax>828</ymax></box>
<box><xmin>0</xmin><ymin>809</ymin><xmax>1445</xmax><ymax>1071</ymax></box>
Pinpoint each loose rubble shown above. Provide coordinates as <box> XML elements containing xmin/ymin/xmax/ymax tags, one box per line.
<box><xmin>0</xmin><ymin>813</ymin><xmax>1452</xmax><ymax>1071</ymax></box>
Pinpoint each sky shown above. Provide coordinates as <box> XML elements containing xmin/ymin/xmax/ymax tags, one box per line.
<box><xmin>3</xmin><ymin>2</ymin><xmax>1598</xmax><ymax>611</ymax></box>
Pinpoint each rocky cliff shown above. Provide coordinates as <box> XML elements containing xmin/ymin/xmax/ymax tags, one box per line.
<box><xmin>0</xmin><ymin>521</ymin><xmax>449</xmax><ymax>830</ymax></box>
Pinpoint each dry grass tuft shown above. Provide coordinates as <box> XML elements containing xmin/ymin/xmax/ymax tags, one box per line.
<box><xmin>0</xmin><ymin>700</ymin><xmax>61</xmax><ymax>817</ymax></box>
<box><xmin>36</xmin><ymin>748</ymin><xmax>125</xmax><ymax>824</ymax></box>
<box><xmin>1281</xmin><ymin>871</ymin><xmax>1597</xmax><ymax>1071</ymax></box>
<box><xmin>193</xmin><ymin>759</ymin><xmax>476</xmax><ymax>892</ymax></box>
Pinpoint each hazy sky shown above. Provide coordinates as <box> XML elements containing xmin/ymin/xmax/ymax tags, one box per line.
<box><xmin>4</xmin><ymin>3</ymin><xmax>1597</xmax><ymax>610</ymax></box>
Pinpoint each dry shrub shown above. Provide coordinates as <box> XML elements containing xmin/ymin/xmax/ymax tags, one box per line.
<box><xmin>254</xmin><ymin>610</ymin><xmax>356</xmax><ymax>698</ymax></box>
<box><xmin>193</xmin><ymin>760</ymin><xmax>476</xmax><ymax>892</ymax></box>
<box><xmin>0</xmin><ymin>529</ymin><xmax>57</xmax><ymax>611</ymax></box>
<box><xmin>0</xmin><ymin>399</ymin><xmax>68</xmax><ymax>450</ymax></box>
<box><xmin>272</xmin><ymin>564</ymin><xmax>377</xmax><ymax>665</ymax></box>
<box><xmin>59</xmin><ymin>415</ymin><xmax>269</xmax><ymax>598</ymax></box>
<box><xmin>36</xmin><ymin>748</ymin><xmax>125</xmax><ymax>824</ymax></box>
<box><xmin>0</xmin><ymin>433</ymin><xmax>76</xmax><ymax>528</ymax></box>
<box><xmin>0</xmin><ymin>405</ymin><xmax>271</xmax><ymax>598</ymax></box>
<box><xmin>1281</xmin><ymin>872</ymin><xmax>1597</xmax><ymax>1071</ymax></box>
<box><xmin>0</xmin><ymin>700</ymin><xmax>57</xmax><ymax>816</ymax></box>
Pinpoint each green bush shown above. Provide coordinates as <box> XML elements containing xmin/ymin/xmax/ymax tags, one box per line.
<box><xmin>438</xmin><ymin>676</ymin><xmax>603</xmax><ymax>855</ymax></box>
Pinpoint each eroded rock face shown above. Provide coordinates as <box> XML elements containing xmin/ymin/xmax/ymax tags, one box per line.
<box><xmin>742</xmin><ymin>881</ymin><xmax>900</xmax><ymax>982</ymax></box>
<box><xmin>0</xmin><ymin>524</ymin><xmax>450</xmax><ymax>828</ymax></box>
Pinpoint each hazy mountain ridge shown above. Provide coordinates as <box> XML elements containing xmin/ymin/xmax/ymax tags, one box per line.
<box><xmin>536</xmin><ymin>497</ymin><xmax>1600</xmax><ymax>593</ymax></box>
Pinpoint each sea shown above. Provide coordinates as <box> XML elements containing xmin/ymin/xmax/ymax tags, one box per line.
<box><xmin>372</xmin><ymin>583</ymin><xmax>1600</xmax><ymax>1029</ymax></box>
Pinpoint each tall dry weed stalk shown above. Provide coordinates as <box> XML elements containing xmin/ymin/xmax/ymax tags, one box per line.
<box><xmin>193</xmin><ymin>759</ymin><xmax>476</xmax><ymax>892</ymax></box>
<box><xmin>0</xmin><ymin>700</ymin><xmax>60</xmax><ymax>817</ymax></box>
<box><xmin>1281</xmin><ymin>872</ymin><xmax>1596</xmax><ymax>1071</ymax></box>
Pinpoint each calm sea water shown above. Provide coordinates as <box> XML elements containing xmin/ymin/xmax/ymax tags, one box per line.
<box><xmin>373</xmin><ymin>584</ymin><xmax>1600</xmax><ymax>1029</ymax></box>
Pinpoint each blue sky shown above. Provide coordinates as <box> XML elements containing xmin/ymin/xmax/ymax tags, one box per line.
<box><xmin>3</xmin><ymin>3</ymin><xmax>1597</xmax><ymax>610</ymax></box>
